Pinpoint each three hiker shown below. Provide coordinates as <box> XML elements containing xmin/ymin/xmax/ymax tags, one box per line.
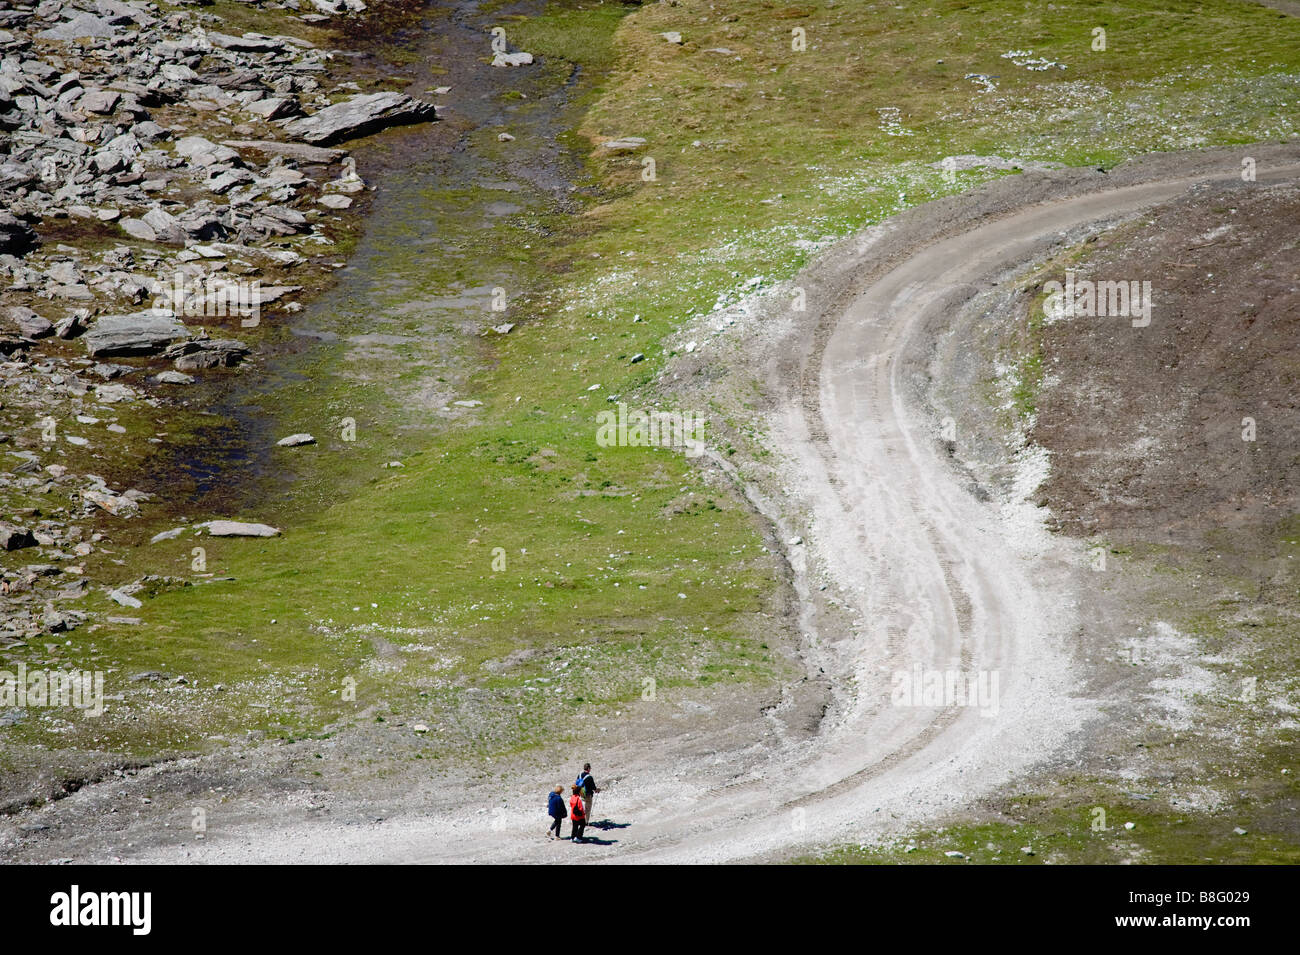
<box><xmin>545</xmin><ymin>762</ymin><xmax>604</xmax><ymax>842</ymax></box>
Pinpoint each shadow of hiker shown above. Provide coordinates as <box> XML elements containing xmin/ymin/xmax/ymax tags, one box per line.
<box><xmin>587</xmin><ymin>820</ymin><xmax>630</xmax><ymax>831</ymax></box>
<box><xmin>573</xmin><ymin>836</ymin><xmax>618</xmax><ymax>846</ymax></box>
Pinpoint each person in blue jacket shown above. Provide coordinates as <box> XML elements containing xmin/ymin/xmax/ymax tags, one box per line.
<box><xmin>546</xmin><ymin>784</ymin><xmax>567</xmax><ymax>840</ymax></box>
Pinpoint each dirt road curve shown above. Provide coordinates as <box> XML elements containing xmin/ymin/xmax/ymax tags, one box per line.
<box><xmin>125</xmin><ymin>158</ymin><xmax>1300</xmax><ymax>864</ymax></box>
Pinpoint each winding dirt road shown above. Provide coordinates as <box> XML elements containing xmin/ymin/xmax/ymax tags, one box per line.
<box><xmin>111</xmin><ymin>157</ymin><xmax>1300</xmax><ymax>864</ymax></box>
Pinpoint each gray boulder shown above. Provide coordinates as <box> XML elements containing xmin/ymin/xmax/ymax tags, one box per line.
<box><xmin>141</xmin><ymin>207</ymin><xmax>187</xmax><ymax>244</ymax></box>
<box><xmin>119</xmin><ymin>218</ymin><xmax>157</xmax><ymax>242</ymax></box>
<box><xmin>94</xmin><ymin>0</ymin><xmax>155</xmax><ymax>27</ymax></box>
<box><xmin>162</xmin><ymin>338</ymin><xmax>249</xmax><ymax>369</ymax></box>
<box><xmin>55</xmin><ymin>310</ymin><xmax>89</xmax><ymax>339</ymax></box>
<box><xmin>79</xmin><ymin>89</ymin><xmax>120</xmax><ymax>114</ymax></box>
<box><xmin>133</xmin><ymin>121</ymin><xmax>169</xmax><ymax>142</ymax></box>
<box><xmin>174</xmin><ymin>135</ymin><xmax>240</xmax><ymax>167</ymax></box>
<box><xmin>5</xmin><ymin>305</ymin><xmax>53</xmax><ymax>338</ymax></box>
<box><xmin>36</xmin><ymin>13</ymin><xmax>119</xmax><ymax>41</ymax></box>
<box><xmin>0</xmin><ymin>162</ymin><xmax>38</xmax><ymax>188</ymax></box>
<box><xmin>246</xmin><ymin>96</ymin><xmax>299</xmax><ymax>120</ymax></box>
<box><xmin>82</xmin><ymin>311</ymin><xmax>191</xmax><ymax>357</ymax></box>
<box><xmin>283</xmin><ymin>91</ymin><xmax>436</xmax><ymax>146</ymax></box>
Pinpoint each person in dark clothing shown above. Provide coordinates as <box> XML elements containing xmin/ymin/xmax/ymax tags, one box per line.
<box><xmin>568</xmin><ymin>784</ymin><xmax>587</xmax><ymax>842</ymax></box>
<box><xmin>575</xmin><ymin>762</ymin><xmax>601</xmax><ymax>825</ymax></box>
<box><xmin>546</xmin><ymin>785</ymin><xmax>567</xmax><ymax>840</ymax></box>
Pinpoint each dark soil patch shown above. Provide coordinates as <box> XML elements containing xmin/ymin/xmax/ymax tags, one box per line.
<box><xmin>1030</xmin><ymin>179</ymin><xmax>1300</xmax><ymax>543</ymax></box>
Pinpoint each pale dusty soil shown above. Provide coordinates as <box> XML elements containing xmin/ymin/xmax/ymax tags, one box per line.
<box><xmin>3</xmin><ymin>143</ymin><xmax>1298</xmax><ymax>864</ymax></box>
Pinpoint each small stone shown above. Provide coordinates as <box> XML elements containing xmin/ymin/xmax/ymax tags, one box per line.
<box><xmin>600</xmin><ymin>137</ymin><xmax>647</xmax><ymax>154</ymax></box>
<box><xmin>276</xmin><ymin>433</ymin><xmax>316</xmax><ymax>447</ymax></box>
<box><xmin>108</xmin><ymin>590</ymin><xmax>143</xmax><ymax>608</ymax></box>
<box><xmin>83</xmin><ymin>490</ymin><xmax>140</xmax><ymax>518</ymax></box>
<box><xmin>152</xmin><ymin>371</ymin><xmax>195</xmax><ymax>385</ymax></box>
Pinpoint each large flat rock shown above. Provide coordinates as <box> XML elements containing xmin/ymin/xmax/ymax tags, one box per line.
<box><xmin>36</xmin><ymin>12</ymin><xmax>119</xmax><ymax>41</ymax></box>
<box><xmin>83</xmin><ymin>311</ymin><xmax>191</xmax><ymax>357</ymax></box>
<box><xmin>4</xmin><ymin>305</ymin><xmax>53</xmax><ymax>338</ymax></box>
<box><xmin>283</xmin><ymin>91</ymin><xmax>436</xmax><ymax>146</ymax></box>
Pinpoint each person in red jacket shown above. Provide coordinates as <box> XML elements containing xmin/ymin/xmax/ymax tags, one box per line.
<box><xmin>568</xmin><ymin>784</ymin><xmax>587</xmax><ymax>842</ymax></box>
